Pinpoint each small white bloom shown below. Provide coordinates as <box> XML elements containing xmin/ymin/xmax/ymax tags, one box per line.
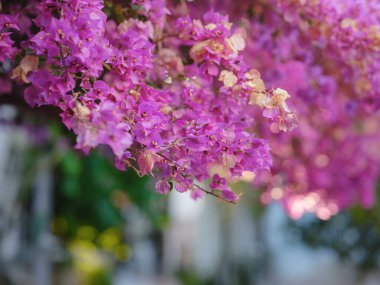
<box><xmin>219</xmin><ymin>70</ymin><xmax>238</xmax><ymax>88</ymax></box>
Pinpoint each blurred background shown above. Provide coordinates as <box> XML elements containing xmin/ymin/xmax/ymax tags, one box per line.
<box><xmin>1</xmin><ymin>104</ymin><xmax>380</xmax><ymax>285</ymax></box>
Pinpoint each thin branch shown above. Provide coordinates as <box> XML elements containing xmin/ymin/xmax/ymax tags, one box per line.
<box><xmin>153</xmin><ymin>33</ymin><xmax>180</xmax><ymax>44</ymax></box>
<box><xmin>194</xmin><ymin>183</ymin><xmax>237</xmax><ymax>204</ymax></box>
<box><xmin>124</xmin><ymin>159</ymin><xmax>142</xmax><ymax>177</ymax></box>
<box><xmin>156</xmin><ymin>152</ymin><xmax>236</xmax><ymax>204</ymax></box>
<box><xmin>102</xmin><ymin>62</ymin><xmax>112</xmax><ymax>71</ymax></box>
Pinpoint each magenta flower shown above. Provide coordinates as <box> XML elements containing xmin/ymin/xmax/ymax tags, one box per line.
<box><xmin>3</xmin><ymin>0</ymin><xmax>379</xmax><ymax>215</ymax></box>
<box><xmin>0</xmin><ymin>14</ymin><xmax>19</xmax><ymax>62</ymax></box>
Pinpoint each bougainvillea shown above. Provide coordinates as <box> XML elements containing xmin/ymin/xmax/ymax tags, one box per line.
<box><xmin>0</xmin><ymin>0</ymin><xmax>295</xmax><ymax>203</ymax></box>
<box><xmin>1</xmin><ymin>0</ymin><xmax>379</xmax><ymax>219</ymax></box>
<box><xmin>205</xmin><ymin>0</ymin><xmax>380</xmax><ymax>219</ymax></box>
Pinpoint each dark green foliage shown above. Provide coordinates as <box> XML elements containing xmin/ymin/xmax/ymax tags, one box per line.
<box><xmin>55</xmin><ymin>148</ymin><xmax>165</xmax><ymax>238</ymax></box>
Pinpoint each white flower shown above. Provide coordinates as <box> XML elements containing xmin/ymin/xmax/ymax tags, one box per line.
<box><xmin>219</xmin><ymin>70</ymin><xmax>238</xmax><ymax>88</ymax></box>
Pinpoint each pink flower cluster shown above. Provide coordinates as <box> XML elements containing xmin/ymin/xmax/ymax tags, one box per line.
<box><xmin>0</xmin><ymin>14</ymin><xmax>18</xmax><ymax>62</ymax></box>
<box><xmin>271</xmin><ymin>0</ymin><xmax>380</xmax><ymax>106</ymax></box>
<box><xmin>0</xmin><ymin>0</ymin><xmax>296</xmax><ymax>202</ymax></box>
<box><xmin>1</xmin><ymin>0</ymin><xmax>379</xmax><ymax>218</ymax></box>
<box><xmin>209</xmin><ymin>0</ymin><xmax>380</xmax><ymax>218</ymax></box>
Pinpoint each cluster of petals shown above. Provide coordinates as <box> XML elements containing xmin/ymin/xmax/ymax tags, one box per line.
<box><xmin>0</xmin><ymin>0</ymin><xmax>296</xmax><ymax>202</ymax></box>
<box><xmin>271</xmin><ymin>0</ymin><xmax>380</xmax><ymax>106</ymax></box>
<box><xmin>3</xmin><ymin>0</ymin><xmax>379</xmax><ymax>217</ymax></box>
<box><xmin>0</xmin><ymin>14</ymin><xmax>18</xmax><ymax>63</ymax></box>
<box><xmin>206</xmin><ymin>0</ymin><xmax>380</xmax><ymax>218</ymax></box>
